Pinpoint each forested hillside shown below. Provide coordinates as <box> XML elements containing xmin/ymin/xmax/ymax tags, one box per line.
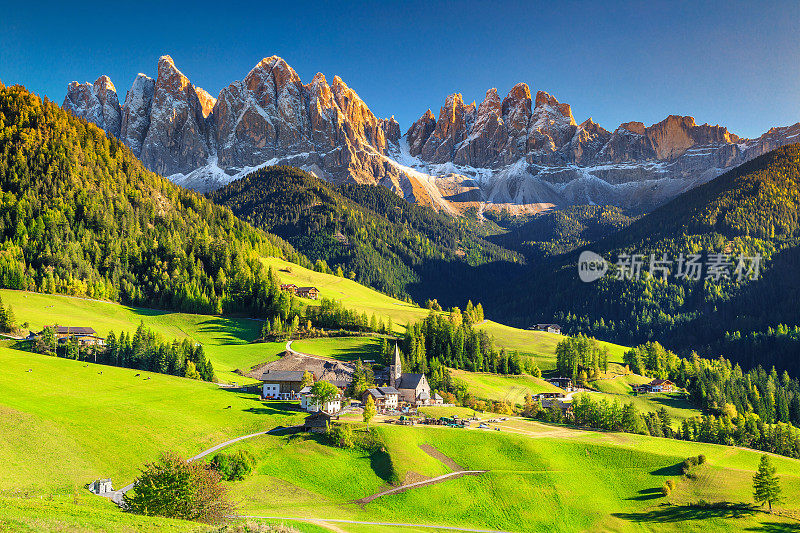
<box><xmin>0</xmin><ymin>84</ymin><xmax>303</xmax><ymax>315</ymax></box>
<box><xmin>487</xmin><ymin>205</ymin><xmax>637</xmax><ymax>259</ymax></box>
<box><xmin>491</xmin><ymin>144</ymin><xmax>800</xmax><ymax>373</ymax></box>
<box><xmin>209</xmin><ymin>166</ymin><xmax>524</xmax><ymax>301</ymax></box>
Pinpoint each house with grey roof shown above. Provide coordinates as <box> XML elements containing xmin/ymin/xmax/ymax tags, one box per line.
<box><xmin>260</xmin><ymin>369</ymin><xmax>306</xmax><ymax>399</ymax></box>
<box><xmin>362</xmin><ymin>386</ymin><xmax>400</xmax><ymax>411</ymax></box>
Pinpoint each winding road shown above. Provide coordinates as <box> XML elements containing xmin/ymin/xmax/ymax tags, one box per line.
<box><xmin>101</xmin><ymin>425</ymin><xmax>299</xmax><ymax>506</ymax></box>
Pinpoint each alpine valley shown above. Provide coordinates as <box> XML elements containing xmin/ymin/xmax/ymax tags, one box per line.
<box><xmin>1</xmin><ymin>34</ymin><xmax>800</xmax><ymax>533</ymax></box>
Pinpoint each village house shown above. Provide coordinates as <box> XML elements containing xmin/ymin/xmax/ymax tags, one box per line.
<box><xmin>362</xmin><ymin>386</ymin><xmax>400</xmax><ymax>411</ymax></box>
<box><xmin>260</xmin><ymin>370</ymin><xmax>305</xmax><ymax>400</ymax></box>
<box><xmin>299</xmin><ymin>385</ymin><xmax>343</xmax><ymax>414</ymax></box>
<box><xmin>545</xmin><ymin>377</ymin><xmax>573</xmax><ymax>391</ymax></box>
<box><xmin>388</xmin><ymin>344</ymin><xmax>433</xmax><ymax>405</ymax></box>
<box><xmin>541</xmin><ymin>397</ymin><xmax>574</xmax><ymax>417</ymax></box>
<box><xmin>41</xmin><ymin>326</ymin><xmax>105</xmax><ymax>347</ymax></box>
<box><xmin>295</xmin><ymin>286</ymin><xmax>320</xmax><ymax>300</ymax></box>
<box><xmin>253</xmin><ymin>351</ymin><xmax>354</xmax><ymax>391</ymax></box>
<box><xmin>280</xmin><ymin>283</ymin><xmax>297</xmax><ymax>294</ymax></box>
<box><xmin>530</xmin><ymin>324</ymin><xmax>562</xmax><ymax>335</ymax></box>
<box><xmin>88</xmin><ymin>479</ymin><xmax>113</xmax><ymax>495</ymax></box>
<box><xmin>632</xmin><ymin>379</ymin><xmax>675</xmax><ymax>394</ymax></box>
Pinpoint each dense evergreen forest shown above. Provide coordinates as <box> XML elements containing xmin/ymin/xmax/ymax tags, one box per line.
<box><xmin>486</xmin><ymin>205</ymin><xmax>637</xmax><ymax>259</ymax></box>
<box><xmin>0</xmin><ymin>84</ymin><xmax>304</xmax><ymax>316</ymax></box>
<box><xmin>490</xmin><ymin>144</ymin><xmax>800</xmax><ymax>374</ymax></box>
<box><xmin>208</xmin><ymin>166</ymin><xmax>524</xmax><ymax>302</ymax></box>
<box><xmin>398</xmin><ymin>306</ymin><xmax>535</xmax><ymax>391</ymax></box>
<box><xmin>27</xmin><ymin>322</ymin><xmax>216</xmax><ymax>382</ymax></box>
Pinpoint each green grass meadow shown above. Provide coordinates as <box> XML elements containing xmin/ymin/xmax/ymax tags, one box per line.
<box><xmin>291</xmin><ymin>336</ymin><xmax>384</xmax><ymax>362</ymax></box>
<box><xmin>0</xmin><ymin>289</ymin><xmax>284</xmax><ymax>384</ymax></box>
<box><xmin>448</xmin><ymin>369</ymin><xmax>562</xmax><ymax>405</ymax></box>
<box><xmin>0</xmin><ymin>347</ymin><xmax>304</xmax><ymax>497</ymax></box>
<box><xmin>220</xmin><ymin>422</ymin><xmax>800</xmax><ymax>532</ymax></box>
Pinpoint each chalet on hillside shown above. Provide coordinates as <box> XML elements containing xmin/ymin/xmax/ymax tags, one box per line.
<box><xmin>530</xmin><ymin>324</ymin><xmax>562</xmax><ymax>335</ymax></box>
<box><xmin>633</xmin><ymin>379</ymin><xmax>675</xmax><ymax>394</ymax></box>
<box><xmin>545</xmin><ymin>377</ymin><xmax>573</xmax><ymax>390</ymax></box>
<box><xmin>296</xmin><ymin>286</ymin><xmax>320</xmax><ymax>300</ymax></box>
<box><xmin>280</xmin><ymin>284</ymin><xmax>298</xmax><ymax>294</ymax></box>
<box><xmin>41</xmin><ymin>326</ymin><xmax>105</xmax><ymax>347</ymax></box>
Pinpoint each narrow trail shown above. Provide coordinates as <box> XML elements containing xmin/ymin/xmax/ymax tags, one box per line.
<box><xmin>356</xmin><ymin>470</ymin><xmax>487</xmax><ymax>504</ymax></box>
<box><xmin>356</xmin><ymin>444</ymin><xmax>485</xmax><ymax>504</ymax></box>
<box><xmin>101</xmin><ymin>425</ymin><xmax>299</xmax><ymax>506</ymax></box>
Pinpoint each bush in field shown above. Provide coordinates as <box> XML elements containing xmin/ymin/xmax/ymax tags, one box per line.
<box><xmin>210</xmin><ymin>450</ymin><xmax>256</xmax><ymax>481</ymax></box>
<box><xmin>124</xmin><ymin>453</ymin><xmax>234</xmax><ymax>523</ymax></box>
<box><xmin>682</xmin><ymin>455</ymin><xmax>706</xmax><ymax>479</ymax></box>
<box><xmin>326</xmin><ymin>422</ymin><xmax>355</xmax><ymax>449</ymax></box>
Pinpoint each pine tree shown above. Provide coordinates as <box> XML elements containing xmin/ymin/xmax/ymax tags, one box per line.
<box><xmin>753</xmin><ymin>454</ymin><xmax>783</xmax><ymax>512</ymax></box>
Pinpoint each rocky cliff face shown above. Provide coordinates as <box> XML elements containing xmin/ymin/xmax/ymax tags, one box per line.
<box><xmin>63</xmin><ymin>55</ymin><xmax>800</xmax><ymax>215</ymax></box>
<box><xmin>399</xmin><ymin>85</ymin><xmax>799</xmax><ymax>213</ymax></box>
<box><xmin>63</xmin><ymin>76</ymin><xmax>122</xmax><ymax>138</ymax></box>
<box><xmin>63</xmin><ymin>55</ymin><xmax>421</xmax><ymax>199</ymax></box>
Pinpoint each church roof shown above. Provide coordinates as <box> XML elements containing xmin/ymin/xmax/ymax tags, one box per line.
<box><xmin>397</xmin><ymin>373</ymin><xmax>425</xmax><ymax>390</ymax></box>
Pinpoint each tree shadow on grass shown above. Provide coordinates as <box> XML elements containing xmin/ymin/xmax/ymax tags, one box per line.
<box><xmin>614</xmin><ymin>502</ymin><xmax>757</xmax><ymax>523</ymax></box>
<box><xmin>745</xmin><ymin>520</ymin><xmax>800</xmax><ymax>532</ymax></box>
<box><xmin>368</xmin><ymin>447</ymin><xmax>396</xmax><ymax>485</ymax></box>
<box><xmin>194</xmin><ymin>317</ymin><xmax>260</xmax><ymax>343</ymax></box>
<box><xmin>651</xmin><ymin>462</ymin><xmax>685</xmax><ymax>476</ymax></box>
<box><xmin>243</xmin><ymin>405</ymin><xmax>299</xmax><ymax>417</ymax></box>
<box><xmin>626</xmin><ymin>488</ymin><xmax>665</xmax><ymax>501</ymax></box>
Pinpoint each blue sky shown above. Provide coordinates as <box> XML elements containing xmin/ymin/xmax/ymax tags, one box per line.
<box><xmin>2</xmin><ymin>0</ymin><xmax>798</xmax><ymax>138</ymax></box>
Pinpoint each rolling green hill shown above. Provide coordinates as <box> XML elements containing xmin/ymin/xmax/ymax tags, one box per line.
<box><xmin>447</xmin><ymin>369</ymin><xmax>561</xmax><ymax>404</ymax></box>
<box><xmin>0</xmin><ymin>347</ymin><xmax>304</xmax><ymax>497</ymax></box>
<box><xmin>218</xmin><ymin>421</ymin><xmax>800</xmax><ymax>532</ymax></box>
<box><xmin>0</xmin><ymin>289</ymin><xmax>282</xmax><ymax>384</ymax></box>
<box><xmin>0</xmin><ymin>303</ymin><xmax>793</xmax><ymax>532</ymax></box>
<box><xmin>262</xmin><ymin>255</ymin><xmax>581</xmax><ymax>364</ymax></box>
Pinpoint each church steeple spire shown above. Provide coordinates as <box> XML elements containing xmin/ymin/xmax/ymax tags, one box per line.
<box><xmin>389</xmin><ymin>342</ymin><xmax>402</xmax><ymax>388</ymax></box>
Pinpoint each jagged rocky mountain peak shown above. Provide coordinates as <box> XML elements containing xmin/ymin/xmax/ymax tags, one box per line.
<box><xmin>61</xmin><ymin>55</ymin><xmax>800</xmax><ymax>215</ymax></box>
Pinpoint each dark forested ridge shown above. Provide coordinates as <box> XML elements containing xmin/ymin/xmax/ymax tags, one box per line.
<box><xmin>490</xmin><ymin>144</ymin><xmax>800</xmax><ymax>373</ymax></box>
<box><xmin>209</xmin><ymin>166</ymin><xmax>524</xmax><ymax>302</ymax></box>
<box><xmin>0</xmin><ymin>84</ymin><xmax>303</xmax><ymax>315</ymax></box>
<box><xmin>486</xmin><ymin>205</ymin><xmax>637</xmax><ymax>259</ymax></box>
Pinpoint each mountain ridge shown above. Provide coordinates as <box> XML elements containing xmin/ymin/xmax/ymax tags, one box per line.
<box><xmin>62</xmin><ymin>55</ymin><xmax>800</xmax><ymax>215</ymax></box>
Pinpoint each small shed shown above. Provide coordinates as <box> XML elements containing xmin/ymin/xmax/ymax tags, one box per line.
<box><xmin>304</xmin><ymin>411</ymin><xmax>335</xmax><ymax>433</ymax></box>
